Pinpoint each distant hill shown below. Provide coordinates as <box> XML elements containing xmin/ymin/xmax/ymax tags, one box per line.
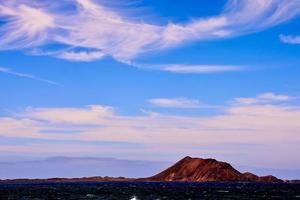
<box><xmin>142</xmin><ymin>156</ymin><xmax>283</xmax><ymax>183</ymax></box>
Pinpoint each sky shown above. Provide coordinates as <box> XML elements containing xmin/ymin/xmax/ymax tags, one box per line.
<box><xmin>0</xmin><ymin>0</ymin><xmax>300</xmax><ymax>179</ymax></box>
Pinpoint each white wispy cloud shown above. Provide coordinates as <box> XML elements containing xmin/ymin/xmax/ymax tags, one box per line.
<box><xmin>1</xmin><ymin>93</ymin><xmax>300</xmax><ymax>168</ymax></box>
<box><xmin>235</xmin><ymin>92</ymin><xmax>294</xmax><ymax>105</ymax></box>
<box><xmin>148</xmin><ymin>98</ymin><xmax>202</xmax><ymax>108</ymax></box>
<box><xmin>24</xmin><ymin>105</ymin><xmax>114</xmax><ymax>124</ymax></box>
<box><xmin>135</xmin><ymin>63</ymin><xmax>241</xmax><ymax>74</ymax></box>
<box><xmin>0</xmin><ymin>0</ymin><xmax>300</xmax><ymax>63</ymax></box>
<box><xmin>280</xmin><ymin>34</ymin><xmax>300</xmax><ymax>44</ymax></box>
<box><xmin>257</xmin><ymin>93</ymin><xmax>292</xmax><ymax>101</ymax></box>
<box><xmin>0</xmin><ymin>2</ymin><xmax>55</xmax><ymax>50</ymax></box>
<box><xmin>0</xmin><ymin>67</ymin><xmax>61</xmax><ymax>86</ymax></box>
<box><xmin>56</xmin><ymin>50</ymin><xmax>106</xmax><ymax>62</ymax></box>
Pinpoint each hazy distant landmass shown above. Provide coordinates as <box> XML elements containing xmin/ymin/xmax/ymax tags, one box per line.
<box><xmin>0</xmin><ymin>157</ymin><xmax>170</xmax><ymax>179</ymax></box>
<box><xmin>1</xmin><ymin>156</ymin><xmax>299</xmax><ymax>181</ymax></box>
<box><xmin>1</xmin><ymin>156</ymin><xmax>292</xmax><ymax>183</ymax></box>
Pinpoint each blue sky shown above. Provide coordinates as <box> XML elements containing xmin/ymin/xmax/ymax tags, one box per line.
<box><xmin>1</xmin><ymin>0</ymin><xmax>300</xmax><ymax>178</ymax></box>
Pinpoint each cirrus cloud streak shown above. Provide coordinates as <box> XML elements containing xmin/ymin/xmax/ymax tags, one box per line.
<box><xmin>1</xmin><ymin>0</ymin><xmax>300</xmax><ymax>63</ymax></box>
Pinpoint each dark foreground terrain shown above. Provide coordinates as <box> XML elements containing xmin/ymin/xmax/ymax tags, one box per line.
<box><xmin>0</xmin><ymin>182</ymin><xmax>300</xmax><ymax>200</ymax></box>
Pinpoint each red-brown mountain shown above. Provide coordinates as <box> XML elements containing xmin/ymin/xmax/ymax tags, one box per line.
<box><xmin>143</xmin><ymin>156</ymin><xmax>283</xmax><ymax>183</ymax></box>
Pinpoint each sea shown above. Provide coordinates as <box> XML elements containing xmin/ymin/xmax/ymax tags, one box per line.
<box><xmin>0</xmin><ymin>181</ymin><xmax>300</xmax><ymax>199</ymax></box>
